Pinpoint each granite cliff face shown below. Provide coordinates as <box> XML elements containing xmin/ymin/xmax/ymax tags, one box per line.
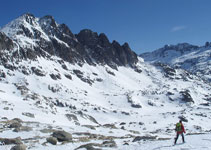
<box><xmin>76</xmin><ymin>29</ymin><xmax>138</xmax><ymax>68</ymax></box>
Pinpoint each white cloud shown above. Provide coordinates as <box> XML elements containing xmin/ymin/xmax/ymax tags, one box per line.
<box><xmin>171</xmin><ymin>25</ymin><xmax>186</xmax><ymax>32</ymax></box>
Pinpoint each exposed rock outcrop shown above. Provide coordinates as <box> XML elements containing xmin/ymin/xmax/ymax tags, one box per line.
<box><xmin>52</xmin><ymin>130</ymin><xmax>72</xmax><ymax>142</ymax></box>
<box><xmin>10</xmin><ymin>144</ymin><xmax>27</xmax><ymax>150</ymax></box>
<box><xmin>0</xmin><ymin>32</ymin><xmax>14</xmax><ymax>50</ymax></box>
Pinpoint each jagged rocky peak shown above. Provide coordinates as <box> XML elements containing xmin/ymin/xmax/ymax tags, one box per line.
<box><xmin>161</xmin><ymin>43</ymin><xmax>199</xmax><ymax>52</ymax></box>
<box><xmin>112</xmin><ymin>40</ymin><xmax>121</xmax><ymax>48</ymax></box>
<box><xmin>38</xmin><ymin>15</ymin><xmax>58</xmax><ymax>36</ymax></box>
<box><xmin>140</xmin><ymin>42</ymin><xmax>200</xmax><ymax>61</ymax></box>
<box><xmin>122</xmin><ymin>42</ymin><xmax>135</xmax><ymax>54</ymax></box>
<box><xmin>39</xmin><ymin>15</ymin><xmax>57</xmax><ymax>28</ymax></box>
<box><xmin>98</xmin><ymin>33</ymin><xmax>110</xmax><ymax>47</ymax></box>
<box><xmin>1</xmin><ymin>13</ymin><xmax>44</xmax><ymax>41</ymax></box>
<box><xmin>58</xmin><ymin>24</ymin><xmax>75</xmax><ymax>38</ymax></box>
<box><xmin>112</xmin><ymin>41</ymin><xmax>134</xmax><ymax>55</ymax></box>
<box><xmin>21</xmin><ymin>13</ymin><xmax>35</xmax><ymax>18</ymax></box>
<box><xmin>76</xmin><ymin>29</ymin><xmax>99</xmax><ymax>47</ymax></box>
<box><xmin>112</xmin><ymin>41</ymin><xmax>138</xmax><ymax>66</ymax></box>
<box><xmin>19</xmin><ymin>13</ymin><xmax>36</xmax><ymax>25</ymax></box>
<box><xmin>204</xmin><ymin>41</ymin><xmax>211</xmax><ymax>47</ymax></box>
<box><xmin>1</xmin><ymin>13</ymin><xmax>37</xmax><ymax>38</ymax></box>
<box><xmin>122</xmin><ymin>42</ymin><xmax>138</xmax><ymax>60</ymax></box>
<box><xmin>0</xmin><ymin>32</ymin><xmax>14</xmax><ymax>50</ymax></box>
<box><xmin>122</xmin><ymin>42</ymin><xmax>130</xmax><ymax>49</ymax></box>
<box><xmin>39</xmin><ymin>15</ymin><xmax>76</xmax><ymax>42</ymax></box>
<box><xmin>77</xmin><ymin>29</ymin><xmax>112</xmax><ymax>48</ymax></box>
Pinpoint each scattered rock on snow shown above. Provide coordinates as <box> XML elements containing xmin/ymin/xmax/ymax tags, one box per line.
<box><xmin>75</xmin><ymin>143</ymin><xmax>102</xmax><ymax>150</ymax></box>
<box><xmin>10</xmin><ymin>144</ymin><xmax>27</xmax><ymax>150</ymax></box>
<box><xmin>131</xmin><ymin>104</ymin><xmax>142</xmax><ymax>108</ymax></box>
<box><xmin>0</xmin><ymin>137</ymin><xmax>22</xmax><ymax>145</ymax></box>
<box><xmin>180</xmin><ymin>90</ymin><xmax>194</xmax><ymax>103</ymax></box>
<box><xmin>139</xmin><ymin>122</ymin><xmax>144</xmax><ymax>125</ymax></box>
<box><xmin>75</xmin><ymin>140</ymin><xmax>117</xmax><ymax>150</ymax></box>
<box><xmin>1</xmin><ymin>117</ymin><xmax>8</xmax><ymax>120</ymax></box>
<box><xmin>22</xmin><ymin>112</ymin><xmax>35</xmax><ymax>118</ymax></box>
<box><xmin>102</xmin><ymin>124</ymin><xmax>117</xmax><ymax>129</ymax></box>
<box><xmin>64</xmin><ymin>74</ymin><xmax>72</xmax><ymax>80</ymax></box>
<box><xmin>102</xmin><ymin>140</ymin><xmax>117</xmax><ymax>148</ymax></box>
<box><xmin>178</xmin><ymin>116</ymin><xmax>188</xmax><ymax>122</ymax></box>
<box><xmin>132</xmin><ymin>135</ymin><xmax>157</xmax><ymax>142</ymax></box>
<box><xmin>13</xmin><ymin>126</ymin><xmax>33</xmax><ymax>132</ymax></box>
<box><xmin>31</xmin><ymin>67</ymin><xmax>46</xmax><ymax>76</ymax></box>
<box><xmin>65</xmin><ymin>114</ymin><xmax>78</xmax><ymax>121</ymax></box>
<box><xmin>0</xmin><ymin>70</ymin><xmax>6</xmax><ymax>78</ymax></box>
<box><xmin>82</xmin><ymin>125</ymin><xmax>96</xmax><ymax>130</ymax></box>
<box><xmin>46</xmin><ymin>137</ymin><xmax>58</xmax><ymax>145</ymax></box>
<box><xmin>9</xmin><ymin>121</ymin><xmax>22</xmax><ymax>128</ymax></box>
<box><xmin>95</xmin><ymin>78</ymin><xmax>103</xmax><ymax>82</ymax></box>
<box><xmin>12</xmin><ymin>118</ymin><xmax>23</xmax><ymax>123</ymax></box>
<box><xmin>193</xmin><ymin>125</ymin><xmax>202</xmax><ymax>131</ymax></box>
<box><xmin>52</xmin><ymin>130</ymin><xmax>72</xmax><ymax>142</ymax></box>
<box><xmin>106</xmin><ymin>68</ymin><xmax>115</xmax><ymax>76</ymax></box>
<box><xmin>200</xmin><ymin>103</ymin><xmax>210</xmax><ymax>106</ymax></box>
<box><xmin>40</xmin><ymin>128</ymin><xmax>57</xmax><ymax>133</ymax></box>
<box><xmin>49</xmin><ymin>73</ymin><xmax>61</xmax><ymax>80</ymax></box>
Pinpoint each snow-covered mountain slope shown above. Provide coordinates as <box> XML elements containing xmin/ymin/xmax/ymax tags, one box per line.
<box><xmin>0</xmin><ymin>14</ymin><xmax>210</xmax><ymax>150</ymax></box>
<box><xmin>140</xmin><ymin>43</ymin><xmax>211</xmax><ymax>81</ymax></box>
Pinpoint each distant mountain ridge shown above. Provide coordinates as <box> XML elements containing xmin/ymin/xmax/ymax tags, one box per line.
<box><xmin>0</xmin><ymin>13</ymin><xmax>138</xmax><ymax>69</ymax></box>
<box><xmin>140</xmin><ymin>43</ymin><xmax>211</xmax><ymax>81</ymax></box>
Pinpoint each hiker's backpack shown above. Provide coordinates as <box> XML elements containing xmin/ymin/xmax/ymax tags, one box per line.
<box><xmin>176</xmin><ymin>123</ymin><xmax>182</xmax><ymax>132</ymax></box>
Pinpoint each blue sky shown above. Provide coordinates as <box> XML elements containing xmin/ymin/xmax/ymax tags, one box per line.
<box><xmin>1</xmin><ymin>0</ymin><xmax>211</xmax><ymax>54</ymax></box>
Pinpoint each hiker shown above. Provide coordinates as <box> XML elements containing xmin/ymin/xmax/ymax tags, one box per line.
<box><xmin>174</xmin><ymin>120</ymin><xmax>186</xmax><ymax>144</ymax></box>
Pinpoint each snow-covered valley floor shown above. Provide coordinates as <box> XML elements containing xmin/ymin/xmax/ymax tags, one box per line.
<box><xmin>0</xmin><ymin>56</ymin><xmax>210</xmax><ymax>150</ymax></box>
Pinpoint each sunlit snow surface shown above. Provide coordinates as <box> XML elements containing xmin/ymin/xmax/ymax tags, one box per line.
<box><xmin>0</xmin><ymin>55</ymin><xmax>210</xmax><ymax>149</ymax></box>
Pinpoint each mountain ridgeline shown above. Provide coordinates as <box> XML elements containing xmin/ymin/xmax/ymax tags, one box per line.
<box><xmin>0</xmin><ymin>13</ymin><xmax>138</xmax><ymax>69</ymax></box>
<box><xmin>140</xmin><ymin>43</ymin><xmax>211</xmax><ymax>81</ymax></box>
